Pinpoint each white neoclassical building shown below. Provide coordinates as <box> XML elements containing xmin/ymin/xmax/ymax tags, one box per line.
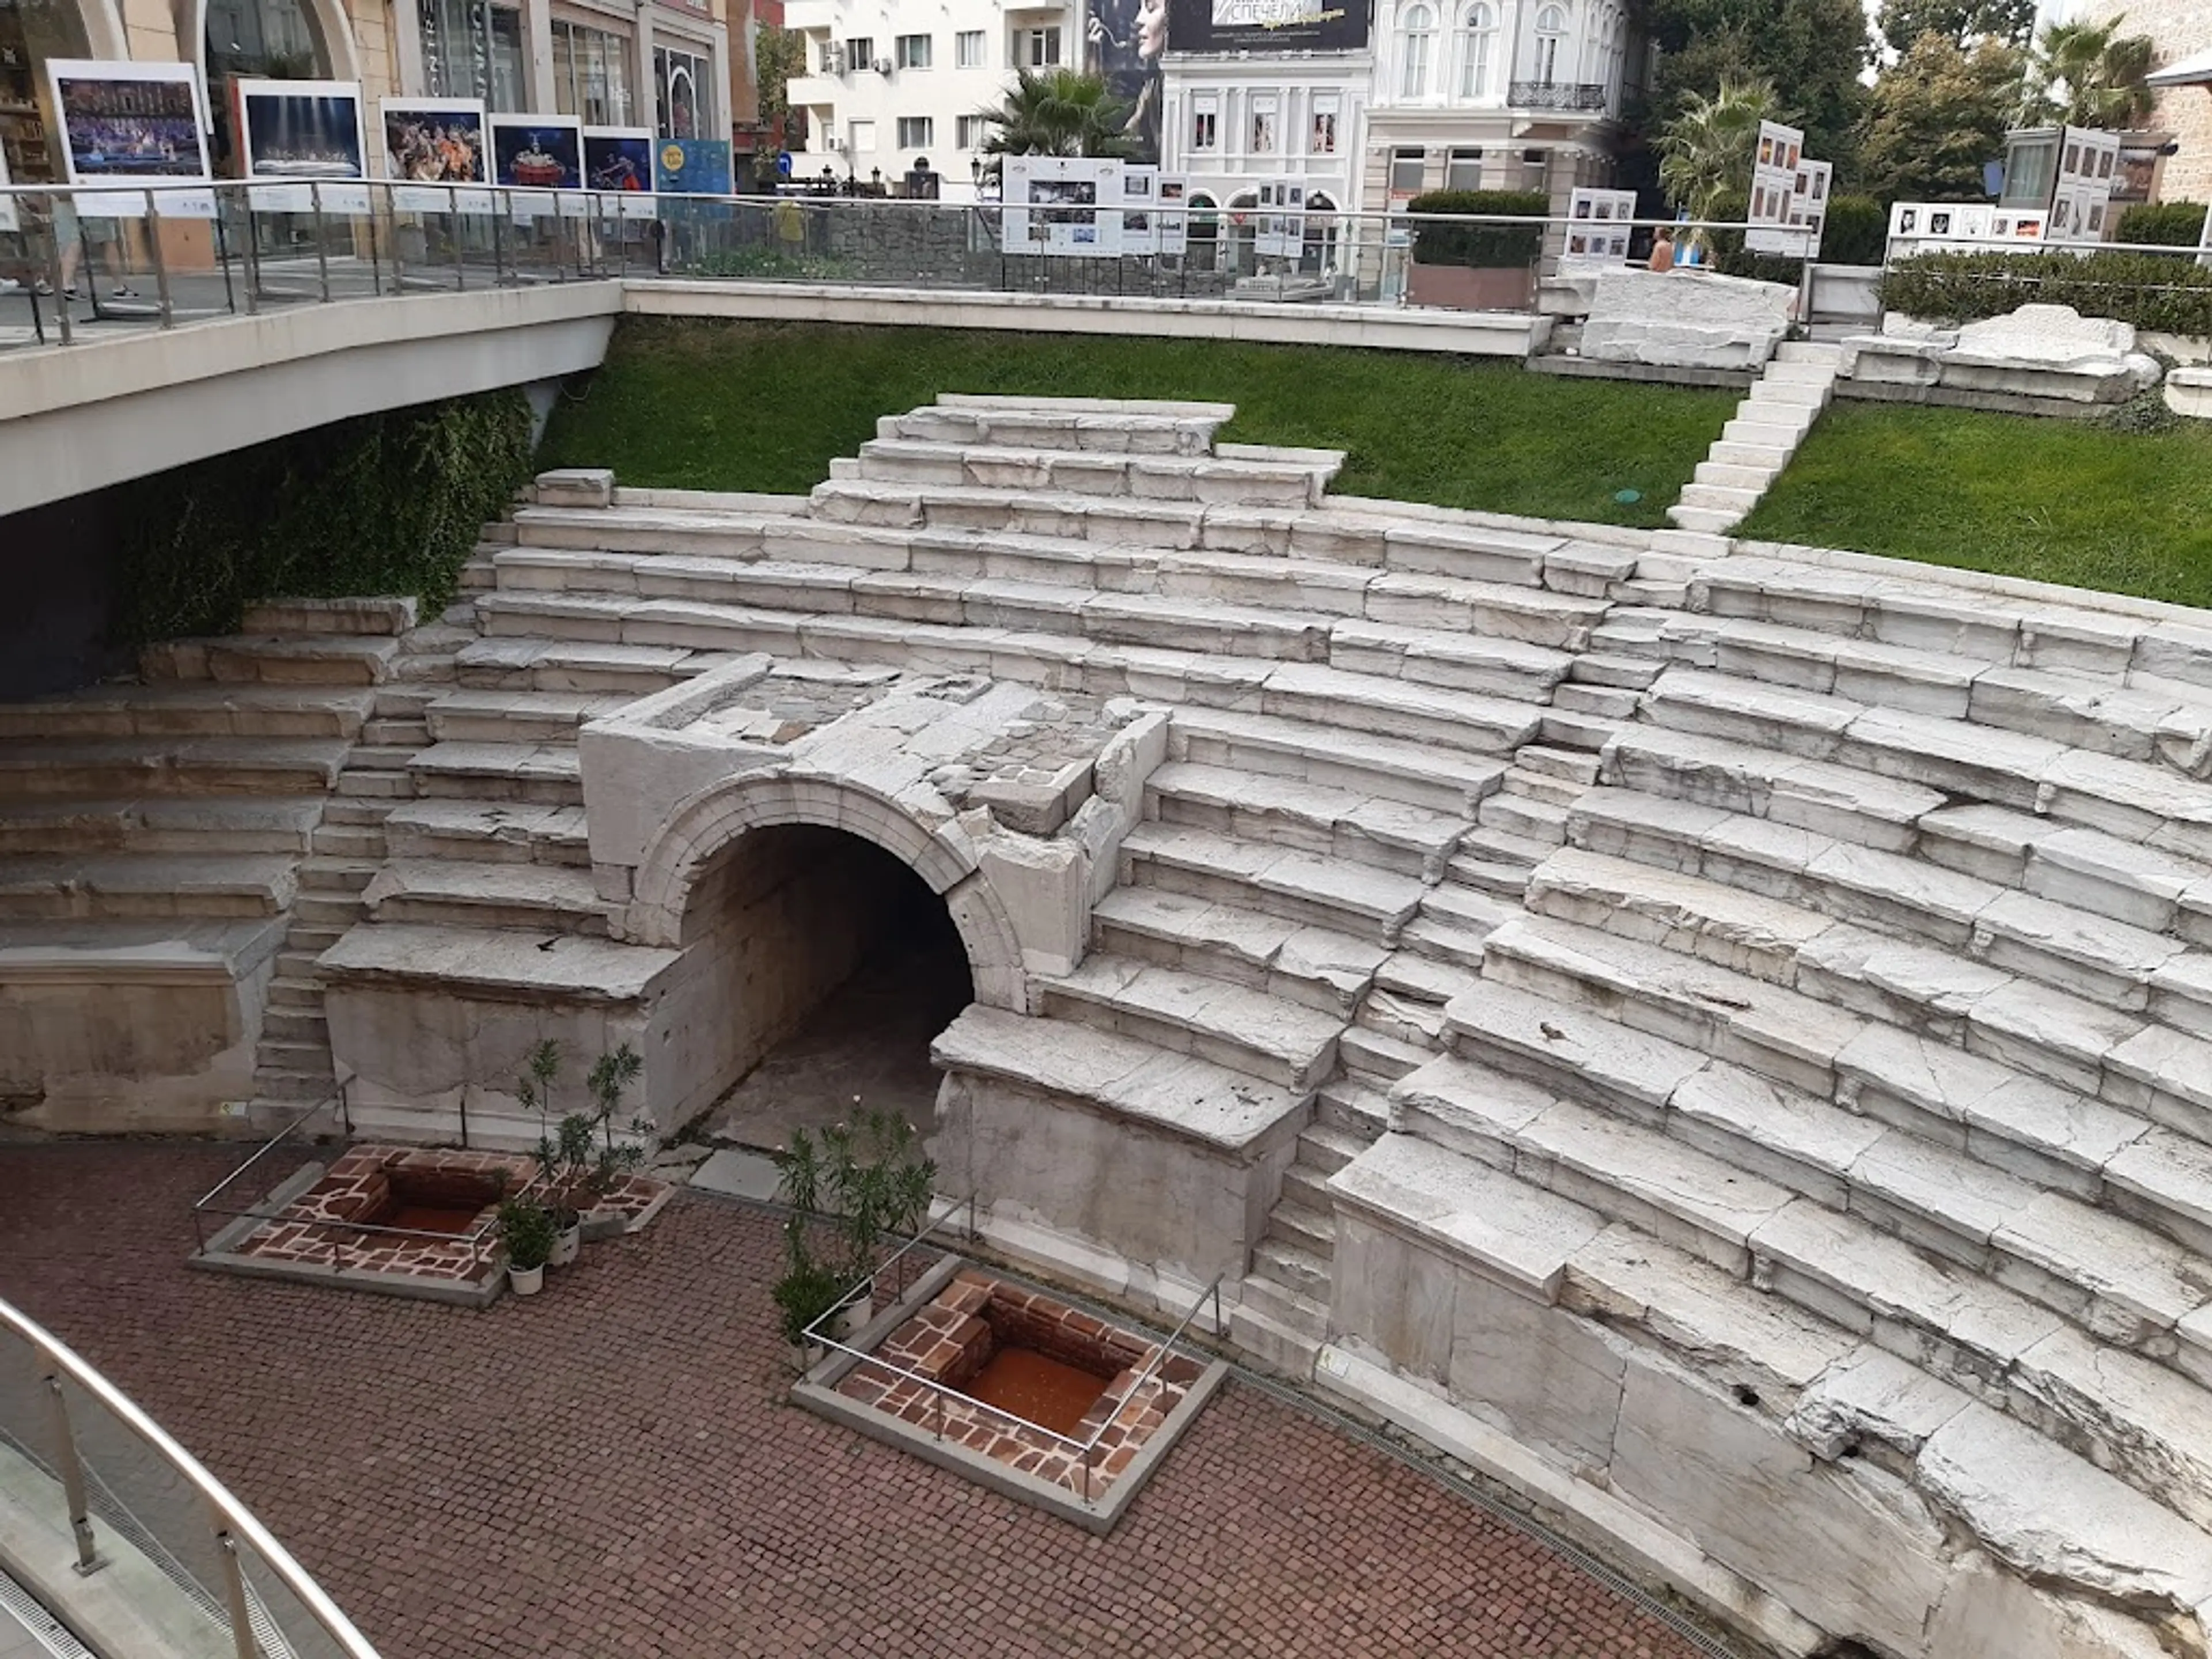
<box><xmin>783</xmin><ymin>0</ymin><xmax>1077</xmax><ymax>198</ymax></box>
<box><xmin>1360</xmin><ymin>0</ymin><xmax>1643</xmax><ymax>211</ymax></box>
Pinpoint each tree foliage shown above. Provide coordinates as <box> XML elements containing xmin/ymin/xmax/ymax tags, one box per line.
<box><xmin>1641</xmin><ymin>0</ymin><xmax>1873</xmax><ymax>173</ymax></box>
<box><xmin>754</xmin><ymin>25</ymin><xmax>805</xmax><ymax>127</ymax></box>
<box><xmin>975</xmin><ymin>67</ymin><xmax>1134</xmax><ymax>170</ymax></box>
<box><xmin>2022</xmin><ymin>17</ymin><xmax>2157</xmax><ymax>128</ymax></box>
<box><xmin>1858</xmin><ymin>32</ymin><xmax>2024</xmax><ymax>203</ymax></box>
<box><xmin>1874</xmin><ymin>0</ymin><xmax>2035</xmax><ymax>54</ymax></box>
<box><xmin>1657</xmin><ymin>76</ymin><xmax>1779</xmax><ymax>247</ymax></box>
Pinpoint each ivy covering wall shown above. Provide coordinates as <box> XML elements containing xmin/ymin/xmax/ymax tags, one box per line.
<box><xmin>112</xmin><ymin>389</ymin><xmax>536</xmax><ymax>646</ymax></box>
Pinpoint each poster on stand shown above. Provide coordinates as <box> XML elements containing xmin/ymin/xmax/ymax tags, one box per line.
<box><xmin>46</xmin><ymin>59</ymin><xmax>215</xmax><ymax>217</ymax></box>
<box><xmin>382</xmin><ymin>97</ymin><xmax>491</xmax><ymax>213</ymax></box>
<box><xmin>236</xmin><ymin>79</ymin><xmax>368</xmax><ymax>213</ymax></box>
<box><xmin>1562</xmin><ymin>187</ymin><xmax>1635</xmax><ymax>266</ymax></box>
<box><xmin>1885</xmin><ymin>200</ymin><xmax>1993</xmax><ymax>255</ymax></box>
<box><xmin>1745</xmin><ymin>118</ymin><xmax>1812</xmax><ymax>255</ymax></box>
<box><xmin>1002</xmin><ymin>155</ymin><xmax>1122</xmax><ymax>256</ymax></box>
<box><xmin>1120</xmin><ymin>163</ymin><xmax>1157</xmax><ymax>255</ymax></box>
<box><xmin>0</xmin><ymin>138</ymin><xmax>14</xmax><ymax>233</ymax></box>
<box><xmin>489</xmin><ymin>112</ymin><xmax>584</xmax><ymax>217</ymax></box>
<box><xmin>653</xmin><ymin>138</ymin><xmax>732</xmax><ymax>194</ymax></box>
<box><xmin>1157</xmin><ymin>174</ymin><xmax>1188</xmax><ymax>255</ymax></box>
<box><xmin>583</xmin><ymin>126</ymin><xmax>655</xmax><ymax>217</ymax></box>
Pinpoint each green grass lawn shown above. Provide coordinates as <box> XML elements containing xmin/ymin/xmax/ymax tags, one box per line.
<box><xmin>1740</xmin><ymin>402</ymin><xmax>2212</xmax><ymax>609</ymax></box>
<box><xmin>537</xmin><ymin>319</ymin><xmax>1737</xmax><ymax>529</ymax></box>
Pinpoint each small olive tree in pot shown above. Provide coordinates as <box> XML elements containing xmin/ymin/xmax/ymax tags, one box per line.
<box><xmin>772</xmin><ymin>1110</ymin><xmax>936</xmax><ymax>1356</ymax></box>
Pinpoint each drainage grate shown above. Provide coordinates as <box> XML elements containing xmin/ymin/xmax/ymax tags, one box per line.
<box><xmin>0</xmin><ymin>1566</ymin><xmax>94</xmax><ymax>1659</ymax></box>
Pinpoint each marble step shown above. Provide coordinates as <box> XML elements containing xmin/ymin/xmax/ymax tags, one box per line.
<box><xmin>453</xmin><ymin>638</ymin><xmax>694</xmax><ymax>695</ymax></box>
<box><xmin>1146</xmin><ymin>761</ymin><xmax>1471</xmax><ymax>881</ymax></box>
<box><xmin>807</xmin><ymin>478</ymin><xmax>1211</xmax><ymax>550</ymax></box>
<box><xmin>1088</xmin><ymin>887</ymin><xmax>1385</xmax><ymax>1018</ymax></box>
<box><xmin>0</xmin><ymin>683</ymin><xmax>376</xmax><ymax>742</ymax></box>
<box><xmin>1359</xmin><ymin>571</ymin><xmax>1610</xmax><ymax>652</ymax></box>
<box><xmin>142</xmin><ymin>634</ymin><xmax>400</xmax><ymax>687</ymax></box>
<box><xmin>309</xmin><ymin>823</ymin><xmax>386</xmax><ymax>860</ymax></box>
<box><xmin>1249</xmin><ymin>1236</ymin><xmax>1332</xmax><ymax>1300</ymax></box>
<box><xmin>1915</xmin><ymin>802</ymin><xmax>2212</xmax><ymax>943</ymax></box>
<box><xmin>1120</xmin><ymin>820</ymin><xmax>1429</xmax><ymax>943</ymax></box>
<box><xmin>0</xmin><ymin>852</ymin><xmax>297</xmax><ymax>921</ymax></box>
<box><xmin>261</xmin><ymin>1004</ymin><xmax>328</xmax><ymax>1045</ymax></box>
<box><xmin>1259</xmin><ymin>662</ymin><xmax>1541</xmax><ymax>754</ymax></box>
<box><xmin>406</xmin><ymin>741</ymin><xmax>584</xmax><ymax>807</ymax></box>
<box><xmin>380</xmin><ymin>800</ymin><xmax>592</xmax><ymax>868</ymax></box>
<box><xmin>0</xmin><ymin>738</ymin><xmax>349</xmax><ymax>798</ymax></box>
<box><xmin>1327</xmin><ymin>620</ymin><xmax>1575</xmax><ymax>702</ymax></box>
<box><xmin>424</xmin><ymin>688</ymin><xmax>628</xmax><ymax>744</ymax></box>
<box><xmin>358</xmin><ymin>859</ymin><xmax>608</xmax><ymax>934</ymax></box>
<box><xmin>854</xmin><ymin>435</ymin><xmax>1335</xmax><ymax>507</ymax></box>
<box><xmin>1266</xmin><ymin>1198</ymin><xmax>1335</xmax><ymax>1260</ymax></box>
<box><xmin>1448</xmin><ymin>828</ymin><xmax>1557</xmax><ymax>897</ymax></box>
<box><xmin>1596</xmin><ymin>725</ymin><xmax>1941</xmax><ymax>853</ymax></box>
<box><xmin>1316</xmin><ymin>1075</ymin><xmax>1390</xmax><ymax>1139</ymax></box>
<box><xmin>0</xmin><ymin>796</ymin><xmax>322</xmax><ymax>856</ymax></box>
<box><xmin>1167</xmin><ymin>707</ymin><xmax>1509</xmax><ymax>819</ymax></box>
<box><xmin>1035</xmin><ymin>952</ymin><xmax>1344</xmax><ymax>1092</ymax></box>
<box><xmin>882</xmin><ymin>400</ymin><xmax>1225</xmax><ymax>454</ymax></box>
<box><xmin>1401</xmin><ymin>885</ymin><xmax>1514</xmax><ymax>972</ymax></box>
<box><xmin>1438</xmin><ymin>979</ymin><xmax>2212</xmax><ymax>1374</ymax></box>
<box><xmin>238</xmin><ymin>596</ymin><xmax>419</xmax><ymax>637</ymax></box>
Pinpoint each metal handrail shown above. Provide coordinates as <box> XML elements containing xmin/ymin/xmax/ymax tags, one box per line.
<box><xmin>1</xmin><ymin>1293</ymin><xmax>383</xmax><ymax>1659</ymax></box>
<box><xmin>800</xmin><ymin>1202</ymin><xmax>1223</xmax><ymax>1505</ymax></box>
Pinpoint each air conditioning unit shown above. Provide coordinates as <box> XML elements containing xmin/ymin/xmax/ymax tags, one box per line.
<box><xmin>827</xmin><ymin>135</ymin><xmax>846</xmax><ymax>151</ymax></box>
<box><xmin>874</xmin><ymin>56</ymin><xmax>893</xmax><ymax>74</ymax></box>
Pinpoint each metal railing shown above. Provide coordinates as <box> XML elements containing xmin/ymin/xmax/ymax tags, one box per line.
<box><xmin>188</xmin><ymin>1091</ymin><xmax>532</xmax><ymax>1277</ymax></box>
<box><xmin>1508</xmin><ymin>80</ymin><xmax>1610</xmax><ymax>110</ymax></box>
<box><xmin>0</xmin><ymin>1291</ymin><xmax>382</xmax><ymax>1658</ymax></box>
<box><xmin>799</xmin><ymin>1196</ymin><xmax>1222</xmax><ymax>1506</ymax></box>
<box><xmin>1</xmin><ymin>180</ymin><xmax>1772</xmax><ymax>352</ymax></box>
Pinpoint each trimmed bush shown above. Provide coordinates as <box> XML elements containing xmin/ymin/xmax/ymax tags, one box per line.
<box><xmin>1880</xmin><ymin>249</ymin><xmax>2212</xmax><ymax>336</ymax></box>
<box><xmin>1406</xmin><ymin>190</ymin><xmax>1549</xmax><ymax>268</ymax></box>
<box><xmin>112</xmin><ymin>389</ymin><xmax>535</xmax><ymax>646</ymax></box>
<box><xmin>2116</xmin><ymin>200</ymin><xmax>2207</xmax><ymax>248</ymax></box>
<box><xmin>1820</xmin><ymin>195</ymin><xmax>1887</xmax><ymax>267</ymax></box>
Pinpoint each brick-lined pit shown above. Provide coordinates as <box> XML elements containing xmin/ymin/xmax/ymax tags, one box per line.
<box><xmin>836</xmin><ymin>1270</ymin><xmax>1205</xmax><ymax>1497</ymax></box>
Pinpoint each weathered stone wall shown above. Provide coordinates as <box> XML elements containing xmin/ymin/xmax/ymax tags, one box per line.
<box><xmin>2081</xmin><ymin>0</ymin><xmax>2212</xmax><ymax>204</ymax></box>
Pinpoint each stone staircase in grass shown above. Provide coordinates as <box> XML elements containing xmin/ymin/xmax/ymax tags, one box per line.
<box><xmin>1667</xmin><ymin>341</ymin><xmax>1844</xmax><ymax>535</ymax></box>
<box><xmin>12</xmin><ymin>393</ymin><xmax>2212</xmax><ymax>1654</ymax></box>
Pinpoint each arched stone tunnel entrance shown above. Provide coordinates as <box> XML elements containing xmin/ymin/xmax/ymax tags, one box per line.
<box><xmin>621</xmin><ymin>773</ymin><xmax>1029</xmax><ymax>1150</ymax></box>
<box><xmin>688</xmin><ymin>825</ymin><xmax>973</xmax><ymax>1147</ymax></box>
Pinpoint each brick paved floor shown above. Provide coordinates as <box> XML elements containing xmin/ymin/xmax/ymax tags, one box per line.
<box><xmin>0</xmin><ymin>1144</ymin><xmax>1713</xmax><ymax>1659</ymax></box>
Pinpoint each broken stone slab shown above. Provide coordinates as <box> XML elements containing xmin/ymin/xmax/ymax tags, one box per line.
<box><xmin>534</xmin><ymin>467</ymin><xmax>616</xmax><ymax>509</ymax></box>
<box><xmin>1580</xmin><ymin>270</ymin><xmax>1795</xmax><ymax>371</ymax></box>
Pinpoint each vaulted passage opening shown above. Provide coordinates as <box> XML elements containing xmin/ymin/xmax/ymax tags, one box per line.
<box><xmin>675</xmin><ymin>824</ymin><xmax>974</xmax><ymax>1149</ymax></box>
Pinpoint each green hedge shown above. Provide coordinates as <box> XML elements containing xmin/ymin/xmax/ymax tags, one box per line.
<box><xmin>1821</xmin><ymin>195</ymin><xmax>1887</xmax><ymax>267</ymax></box>
<box><xmin>113</xmin><ymin>389</ymin><xmax>535</xmax><ymax>646</ymax></box>
<box><xmin>2116</xmin><ymin>200</ymin><xmax>2207</xmax><ymax>248</ymax></box>
<box><xmin>1406</xmin><ymin>190</ymin><xmax>1549</xmax><ymax>269</ymax></box>
<box><xmin>1880</xmin><ymin>249</ymin><xmax>2212</xmax><ymax>336</ymax></box>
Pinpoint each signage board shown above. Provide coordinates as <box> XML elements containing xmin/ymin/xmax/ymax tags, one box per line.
<box><xmin>1164</xmin><ymin>0</ymin><xmax>1370</xmax><ymax>52</ymax></box>
<box><xmin>382</xmin><ymin>97</ymin><xmax>492</xmax><ymax>213</ymax></box>
<box><xmin>46</xmin><ymin>58</ymin><xmax>215</xmax><ymax>218</ymax></box>
<box><xmin>237</xmin><ymin>79</ymin><xmax>369</xmax><ymax>214</ymax></box>
<box><xmin>1562</xmin><ymin>187</ymin><xmax>1635</xmax><ymax>267</ymax></box>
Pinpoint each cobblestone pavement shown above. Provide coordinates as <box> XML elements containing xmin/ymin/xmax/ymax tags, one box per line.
<box><xmin>0</xmin><ymin>1143</ymin><xmax>1712</xmax><ymax>1659</ymax></box>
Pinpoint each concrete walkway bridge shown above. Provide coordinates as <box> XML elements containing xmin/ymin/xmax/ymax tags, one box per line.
<box><xmin>5</xmin><ymin>395</ymin><xmax>2212</xmax><ymax>1659</ymax></box>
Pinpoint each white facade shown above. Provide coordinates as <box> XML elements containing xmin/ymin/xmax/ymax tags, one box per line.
<box><xmin>1158</xmin><ymin>56</ymin><xmax>1372</xmax><ymax>271</ymax></box>
<box><xmin>785</xmin><ymin>0</ymin><xmax>1076</xmax><ymax>199</ymax></box>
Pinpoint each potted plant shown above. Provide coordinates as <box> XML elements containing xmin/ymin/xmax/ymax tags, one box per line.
<box><xmin>517</xmin><ymin>1041</ymin><xmax>582</xmax><ymax>1264</ymax></box>
<box><xmin>772</xmin><ymin>1109</ymin><xmax>936</xmax><ymax>1363</ymax></box>
<box><xmin>499</xmin><ymin>1194</ymin><xmax>556</xmax><ymax>1296</ymax></box>
<box><xmin>524</xmin><ymin>1041</ymin><xmax>652</xmax><ymax>1259</ymax></box>
<box><xmin>1405</xmin><ymin>188</ymin><xmax>1550</xmax><ymax>312</ymax></box>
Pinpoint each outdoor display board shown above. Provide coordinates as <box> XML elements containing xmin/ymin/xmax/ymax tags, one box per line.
<box><xmin>488</xmin><ymin>112</ymin><xmax>585</xmax><ymax>217</ymax></box>
<box><xmin>45</xmin><ymin>58</ymin><xmax>214</xmax><ymax>217</ymax></box>
<box><xmin>584</xmin><ymin>126</ymin><xmax>655</xmax><ymax>217</ymax></box>
<box><xmin>1745</xmin><ymin>119</ymin><xmax>1825</xmax><ymax>257</ymax></box>
<box><xmin>2051</xmin><ymin>127</ymin><xmax>2119</xmax><ymax>241</ymax></box>
<box><xmin>1562</xmin><ymin>187</ymin><xmax>1635</xmax><ymax>267</ymax></box>
<box><xmin>382</xmin><ymin>97</ymin><xmax>491</xmax><ymax>213</ymax></box>
<box><xmin>1164</xmin><ymin>0</ymin><xmax>1370</xmax><ymax>52</ymax></box>
<box><xmin>236</xmin><ymin>79</ymin><xmax>368</xmax><ymax>214</ymax></box>
<box><xmin>1120</xmin><ymin>164</ymin><xmax>1158</xmax><ymax>255</ymax></box>
<box><xmin>1886</xmin><ymin>201</ymin><xmax>1994</xmax><ymax>253</ymax></box>
<box><xmin>653</xmin><ymin>138</ymin><xmax>733</xmax><ymax>194</ymax></box>
<box><xmin>1157</xmin><ymin>175</ymin><xmax>1189</xmax><ymax>255</ymax></box>
<box><xmin>1255</xmin><ymin>179</ymin><xmax>1306</xmax><ymax>258</ymax></box>
<box><xmin>0</xmin><ymin>135</ymin><xmax>14</xmax><ymax>234</ymax></box>
<box><xmin>1003</xmin><ymin>155</ymin><xmax>1123</xmax><ymax>256</ymax></box>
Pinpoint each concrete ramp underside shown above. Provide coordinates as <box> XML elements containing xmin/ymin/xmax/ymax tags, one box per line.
<box><xmin>7</xmin><ymin>393</ymin><xmax>2212</xmax><ymax>1659</ymax></box>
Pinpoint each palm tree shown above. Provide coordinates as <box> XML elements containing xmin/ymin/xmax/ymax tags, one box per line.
<box><xmin>975</xmin><ymin>68</ymin><xmax>1135</xmax><ymax>176</ymax></box>
<box><xmin>2021</xmin><ymin>17</ymin><xmax>2156</xmax><ymax>128</ymax></box>
<box><xmin>1657</xmin><ymin>77</ymin><xmax>1781</xmax><ymax>253</ymax></box>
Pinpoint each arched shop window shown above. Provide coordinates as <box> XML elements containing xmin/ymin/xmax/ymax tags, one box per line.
<box><xmin>204</xmin><ymin>0</ymin><xmax>331</xmax><ymax>161</ymax></box>
<box><xmin>1</xmin><ymin>0</ymin><xmax>94</xmax><ymax>184</ymax></box>
<box><xmin>654</xmin><ymin>44</ymin><xmax>713</xmax><ymax>141</ymax></box>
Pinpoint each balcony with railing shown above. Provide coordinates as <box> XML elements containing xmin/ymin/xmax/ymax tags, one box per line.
<box><xmin>1508</xmin><ymin>79</ymin><xmax>1608</xmax><ymax>111</ymax></box>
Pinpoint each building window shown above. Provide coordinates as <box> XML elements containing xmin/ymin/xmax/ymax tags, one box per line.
<box><xmin>850</xmin><ymin>118</ymin><xmax>876</xmax><ymax>153</ymax></box>
<box><xmin>1389</xmin><ymin>146</ymin><xmax>1425</xmax><ymax>196</ymax></box>
<box><xmin>956</xmin><ymin>113</ymin><xmax>988</xmax><ymax>149</ymax></box>
<box><xmin>552</xmin><ymin>18</ymin><xmax>633</xmax><ymax>126</ymax></box>
<box><xmin>654</xmin><ymin>43</ymin><xmax>713</xmax><ymax>138</ymax></box>
<box><xmin>956</xmin><ymin>29</ymin><xmax>986</xmax><ymax>67</ymax></box>
<box><xmin>1192</xmin><ymin>97</ymin><xmax>1218</xmax><ymax>150</ymax></box>
<box><xmin>1024</xmin><ymin>26</ymin><xmax>1061</xmax><ymax>66</ymax></box>
<box><xmin>1399</xmin><ymin>3</ymin><xmax>1435</xmax><ymax>99</ymax></box>
<box><xmin>845</xmin><ymin>35</ymin><xmax>875</xmax><ymax>71</ymax></box>
<box><xmin>1456</xmin><ymin>2</ymin><xmax>1494</xmax><ymax>98</ymax></box>
<box><xmin>897</xmin><ymin>115</ymin><xmax>933</xmax><ymax>148</ymax></box>
<box><xmin>1445</xmin><ymin>146</ymin><xmax>1482</xmax><ymax>190</ymax></box>
<box><xmin>1310</xmin><ymin>96</ymin><xmax>1338</xmax><ymax>154</ymax></box>
<box><xmin>418</xmin><ymin>0</ymin><xmax>525</xmax><ymax>109</ymax></box>
<box><xmin>1250</xmin><ymin>93</ymin><xmax>1278</xmax><ymax>153</ymax></box>
<box><xmin>895</xmin><ymin>33</ymin><xmax>931</xmax><ymax>68</ymax></box>
<box><xmin>1533</xmin><ymin>2</ymin><xmax>1566</xmax><ymax>84</ymax></box>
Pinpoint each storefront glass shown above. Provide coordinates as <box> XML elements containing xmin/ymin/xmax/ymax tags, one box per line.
<box><xmin>420</xmin><ymin>0</ymin><xmax>525</xmax><ymax>110</ymax></box>
<box><xmin>554</xmin><ymin>17</ymin><xmax>632</xmax><ymax>127</ymax></box>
